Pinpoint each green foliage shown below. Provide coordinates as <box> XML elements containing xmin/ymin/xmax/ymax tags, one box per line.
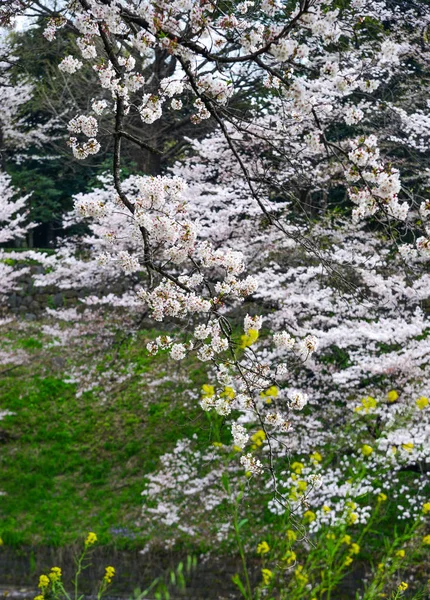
<box><xmin>0</xmin><ymin>329</ymin><xmax>209</xmax><ymax>548</ymax></box>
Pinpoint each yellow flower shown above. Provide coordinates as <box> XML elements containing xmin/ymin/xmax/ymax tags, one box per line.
<box><xmin>38</xmin><ymin>575</ymin><xmax>50</xmax><ymax>589</ymax></box>
<box><xmin>377</xmin><ymin>492</ymin><xmax>387</xmax><ymax>503</ymax></box>
<box><xmin>297</xmin><ymin>480</ymin><xmax>308</xmax><ymax>492</ymax></box>
<box><xmin>85</xmin><ymin>532</ymin><xmax>97</xmax><ymax>546</ymax></box>
<box><xmin>221</xmin><ymin>386</ymin><xmax>235</xmax><ymax>399</ymax></box>
<box><xmin>377</xmin><ymin>563</ymin><xmax>385</xmax><ymax>571</ymax></box>
<box><xmin>294</xmin><ymin>565</ymin><xmax>308</xmax><ymax>585</ymax></box>
<box><xmin>361</xmin><ymin>396</ymin><xmax>377</xmax><ymax>413</ymax></box>
<box><xmin>387</xmin><ymin>390</ymin><xmax>399</xmax><ymax>403</ymax></box>
<box><xmin>361</xmin><ymin>444</ymin><xmax>373</xmax><ymax>456</ymax></box>
<box><xmin>322</xmin><ymin>505</ymin><xmax>331</xmax><ymax>513</ymax></box>
<box><xmin>257</xmin><ymin>541</ymin><xmax>270</xmax><ymax>555</ymax></box>
<box><xmin>396</xmin><ymin>549</ymin><xmax>406</xmax><ymax>558</ymax></box>
<box><xmin>326</xmin><ymin>533</ymin><xmax>336</xmax><ymax>540</ymax></box>
<box><xmin>240</xmin><ymin>329</ymin><xmax>259</xmax><ymax>348</ymax></box>
<box><xmin>416</xmin><ymin>396</ymin><xmax>429</xmax><ymax>410</ymax></box>
<box><xmin>344</xmin><ymin>556</ymin><xmax>353</xmax><ymax>566</ymax></box>
<box><xmin>310</xmin><ymin>451</ymin><xmax>322</xmax><ymax>463</ymax></box>
<box><xmin>34</xmin><ymin>596</ymin><xmax>44</xmax><ymax>600</ymax></box>
<box><xmin>402</xmin><ymin>442</ymin><xmax>414</xmax><ymax>452</ymax></box>
<box><xmin>104</xmin><ymin>566</ymin><xmax>115</xmax><ymax>584</ymax></box>
<box><xmin>251</xmin><ymin>429</ymin><xmax>266</xmax><ymax>447</ymax></box>
<box><xmin>291</xmin><ymin>461</ymin><xmax>304</xmax><ymax>474</ymax></box>
<box><xmin>233</xmin><ymin>445</ymin><xmax>242</xmax><ymax>452</ymax></box>
<box><xmin>423</xmin><ymin>535</ymin><xmax>430</xmax><ymax>545</ymax></box>
<box><xmin>282</xmin><ymin>550</ymin><xmax>296</xmax><ymax>564</ymax></box>
<box><xmin>49</xmin><ymin>566</ymin><xmax>62</xmax><ymax>582</ymax></box>
<box><xmin>348</xmin><ymin>512</ymin><xmax>359</xmax><ymax>524</ymax></box>
<box><xmin>398</xmin><ymin>582</ymin><xmax>408</xmax><ymax>592</ymax></box>
<box><xmin>212</xmin><ymin>441</ymin><xmax>223</xmax><ymax>447</ymax></box>
<box><xmin>286</xmin><ymin>529</ymin><xmax>297</xmax><ymax>543</ymax></box>
<box><xmin>260</xmin><ymin>386</ymin><xmax>278</xmax><ymax>398</ymax></box>
<box><xmin>342</xmin><ymin>535</ymin><xmax>352</xmax><ymax>545</ymax></box>
<box><xmin>201</xmin><ymin>384</ymin><xmax>215</xmax><ymax>397</ymax></box>
<box><xmin>261</xmin><ymin>568</ymin><xmax>273</xmax><ymax>586</ymax></box>
<box><xmin>350</xmin><ymin>543</ymin><xmax>360</xmax><ymax>555</ymax></box>
<box><xmin>303</xmin><ymin>510</ymin><xmax>316</xmax><ymax>523</ymax></box>
<box><xmin>423</xmin><ymin>502</ymin><xmax>430</xmax><ymax>514</ymax></box>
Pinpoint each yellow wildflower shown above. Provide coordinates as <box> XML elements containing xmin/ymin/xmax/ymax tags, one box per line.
<box><xmin>85</xmin><ymin>532</ymin><xmax>97</xmax><ymax>546</ymax></box>
<box><xmin>378</xmin><ymin>563</ymin><xmax>385</xmax><ymax>571</ymax></box>
<box><xmin>360</xmin><ymin>396</ymin><xmax>377</xmax><ymax>413</ymax></box>
<box><xmin>348</xmin><ymin>512</ymin><xmax>358</xmax><ymax>524</ymax></box>
<box><xmin>303</xmin><ymin>510</ymin><xmax>316</xmax><ymax>523</ymax></box>
<box><xmin>233</xmin><ymin>445</ymin><xmax>242</xmax><ymax>452</ymax></box>
<box><xmin>212</xmin><ymin>441</ymin><xmax>223</xmax><ymax>447</ymax></box>
<box><xmin>402</xmin><ymin>442</ymin><xmax>414</xmax><ymax>452</ymax></box>
<box><xmin>396</xmin><ymin>549</ymin><xmax>405</xmax><ymax>558</ymax></box>
<box><xmin>350</xmin><ymin>543</ymin><xmax>360</xmax><ymax>555</ymax></box>
<box><xmin>361</xmin><ymin>444</ymin><xmax>373</xmax><ymax>456</ymax></box>
<box><xmin>423</xmin><ymin>535</ymin><xmax>430</xmax><ymax>545</ymax></box>
<box><xmin>398</xmin><ymin>582</ymin><xmax>408</xmax><ymax>592</ymax></box>
<box><xmin>286</xmin><ymin>529</ymin><xmax>297</xmax><ymax>543</ymax></box>
<box><xmin>344</xmin><ymin>556</ymin><xmax>353</xmax><ymax>566</ymax></box>
<box><xmin>251</xmin><ymin>429</ymin><xmax>266</xmax><ymax>447</ymax></box>
<box><xmin>387</xmin><ymin>390</ymin><xmax>399</xmax><ymax>402</ymax></box>
<box><xmin>221</xmin><ymin>386</ymin><xmax>235</xmax><ymax>399</ymax></box>
<box><xmin>201</xmin><ymin>384</ymin><xmax>215</xmax><ymax>397</ymax></box>
<box><xmin>297</xmin><ymin>480</ymin><xmax>308</xmax><ymax>492</ymax></box>
<box><xmin>291</xmin><ymin>461</ymin><xmax>304</xmax><ymax>474</ymax></box>
<box><xmin>294</xmin><ymin>565</ymin><xmax>308</xmax><ymax>585</ymax></box>
<box><xmin>257</xmin><ymin>541</ymin><xmax>270</xmax><ymax>555</ymax></box>
<box><xmin>34</xmin><ymin>596</ymin><xmax>44</xmax><ymax>600</ymax></box>
<box><xmin>346</xmin><ymin>500</ymin><xmax>357</xmax><ymax>509</ymax></box>
<box><xmin>342</xmin><ymin>535</ymin><xmax>352</xmax><ymax>545</ymax></box>
<box><xmin>49</xmin><ymin>566</ymin><xmax>62</xmax><ymax>582</ymax></box>
<box><xmin>377</xmin><ymin>492</ymin><xmax>388</xmax><ymax>503</ymax></box>
<box><xmin>282</xmin><ymin>550</ymin><xmax>296</xmax><ymax>564</ymax></box>
<box><xmin>38</xmin><ymin>575</ymin><xmax>50</xmax><ymax>589</ymax></box>
<box><xmin>423</xmin><ymin>502</ymin><xmax>430</xmax><ymax>514</ymax></box>
<box><xmin>310</xmin><ymin>451</ymin><xmax>322</xmax><ymax>463</ymax></box>
<box><xmin>322</xmin><ymin>505</ymin><xmax>331</xmax><ymax>513</ymax></box>
<box><xmin>260</xmin><ymin>386</ymin><xmax>278</xmax><ymax>398</ymax></box>
<box><xmin>240</xmin><ymin>329</ymin><xmax>259</xmax><ymax>348</ymax></box>
<box><xmin>416</xmin><ymin>396</ymin><xmax>429</xmax><ymax>410</ymax></box>
<box><xmin>104</xmin><ymin>566</ymin><xmax>115</xmax><ymax>584</ymax></box>
<box><xmin>326</xmin><ymin>533</ymin><xmax>336</xmax><ymax>540</ymax></box>
<box><xmin>261</xmin><ymin>568</ymin><xmax>273</xmax><ymax>586</ymax></box>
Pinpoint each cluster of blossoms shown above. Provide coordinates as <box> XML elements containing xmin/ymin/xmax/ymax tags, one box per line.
<box><xmin>346</xmin><ymin>135</ymin><xmax>408</xmax><ymax>222</ymax></box>
<box><xmin>66</xmin><ymin>114</ymin><xmax>100</xmax><ymax>160</ymax></box>
<box><xmin>58</xmin><ymin>55</ymin><xmax>83</xmax><ymax>74</ymax></box>
<box><xmin>400</xmin><ymin>199</ymin><xmax>430</xmax><ymax>261</ymax></box>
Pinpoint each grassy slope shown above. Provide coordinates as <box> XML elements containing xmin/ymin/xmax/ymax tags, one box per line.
<box><xmin>0</xmin><ymin>326</ymin><xmax>211</xmax><ymax>549</ymax></box>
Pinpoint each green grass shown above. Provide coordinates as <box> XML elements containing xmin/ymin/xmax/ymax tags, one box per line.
<box><xmin>0</xmin><ymin>329</ymin><xmax>210</xmax><ymax>548</ymax></box>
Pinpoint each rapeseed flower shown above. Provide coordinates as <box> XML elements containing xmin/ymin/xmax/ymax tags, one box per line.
<box><xmin>257</xmin><ymin>541</ymin><xmax>270</xmax><ymax>555</ymax></box>
<box><xmin>85</xmin><ymin>532</ymin><xmax>97</xmax><ymax>546</ymax></box>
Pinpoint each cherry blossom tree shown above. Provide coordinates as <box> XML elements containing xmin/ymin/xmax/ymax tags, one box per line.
<box><xmin>2</xmin><ymin>0</ymin><xmax>430</xmax><ymax>519</ymax></box>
